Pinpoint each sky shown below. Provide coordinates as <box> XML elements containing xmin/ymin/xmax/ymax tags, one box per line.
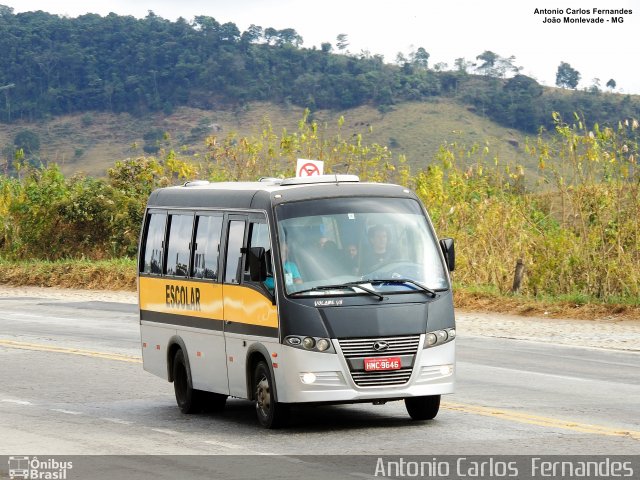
<box><xmin>4</xmin><ymin>0</ymin><xmax>640</xmax><ymax>94</ymax></box>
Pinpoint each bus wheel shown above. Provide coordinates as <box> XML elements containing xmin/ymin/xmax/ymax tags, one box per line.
<box><xmin>173</xmin><ymin>349</ymin><xmax>203</xmax><ymax>414</ymax></box>
<box><xmin>253</xmin><ymin>361</ymin><xmax>289</xmax><ymax>429</ymax></box>
<box><xmin>405</xmin><ymin>395</ymin><xmax>441</xmax><ymax>420</ymax></box>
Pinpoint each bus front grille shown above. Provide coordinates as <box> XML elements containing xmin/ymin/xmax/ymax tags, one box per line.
<box><xmin>350</xmin><ymin>368</ymin><xmax>414</xmax><ymax>386</ymax></box>
<box><xmin>338</xmin><ymin>335</ymin><xmax>421</xmax><ymax>358</ymax></box>
<box><xmin>338</xmin><ymin>335</ymin><xmax>421</xmax><ymax>387</ymax></box>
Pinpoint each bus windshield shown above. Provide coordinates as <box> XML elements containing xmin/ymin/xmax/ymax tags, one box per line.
<box><xmin>275</xmin><ymin>197</ymin><xmax>449</xmax><ymax>296</ymax></box>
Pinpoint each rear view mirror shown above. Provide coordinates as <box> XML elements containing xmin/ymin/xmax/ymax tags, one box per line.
<box><xmin>248</xmin><ymin>247</ymin><xmax>268</xmax><ymax>281</ymax></box>
<box><xmin>439</xmin><ymin>238</ymin><xmax>455</xmax><ymax>272</ymax></box>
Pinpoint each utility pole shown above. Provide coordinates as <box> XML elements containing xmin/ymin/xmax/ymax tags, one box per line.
<box><xmin>0</xmin><ymin>83</ymin><xmax>16</xmax><ymax>122</ymax></box>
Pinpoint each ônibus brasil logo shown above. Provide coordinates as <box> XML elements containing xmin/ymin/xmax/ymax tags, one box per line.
<box><xmin>8</xmin><ymin>456</ymin><xmax>73</xmax><ymax>479</ymax></box>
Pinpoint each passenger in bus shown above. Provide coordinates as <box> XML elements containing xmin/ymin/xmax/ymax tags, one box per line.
<box><xmin>264</xmin><ymin>242</ymin><xmax>302</xmax><ymax>290</ymax></box>
<box><xmin>344</xmin><ymin>244</ymin><xmax>359</xmax><ymax>275</ymax></box>
<box><xmin>360</xmin><ymin>225</ymin><xmax>395</xmax><ymax>273</ymax></box>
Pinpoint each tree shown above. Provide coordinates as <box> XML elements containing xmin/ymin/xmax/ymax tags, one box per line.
<box><xmin>555</xmin><ymin>62</ymin><xmax>580</xmax><ymax>89</ymax></box>
<box><xmin>606</xmin><ymin>79</ymin><xmax>616</xmax><ymax>91</ymax></box>
<box><xmin>410</xmin><ymin>47</ymin><xmax>430</xmax><ymax>70</ymax></box>
<box><xmin>241</xmin><ymin>24</ymin><xmax>263</xmax><ymax>44</ymax></box>
<box><xmin>277</xmin><ymin>28</ymin><xmax>303</xmax><ymax>47</ymax></box>
<box><xmin>495</xmin><ymin>55</ymin><xmax>521</xmax><ymax>78</ymax></box>
<box><xmin>336</xmin><ymin>34</ymin><xmax>349</xmax><ymax>51</ymax></box>
<box><xmin>475</xmin><ymin>51</ymin><xmax>498</xmax><ymax>76</ymax></box>
<box><xmin>454</xmin><ymin>57</ymin><xmax>473</xmax><ymax>74</ymax></box>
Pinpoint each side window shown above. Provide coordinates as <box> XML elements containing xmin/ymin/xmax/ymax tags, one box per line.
<box><xmin>192</xmin><ymin>215</ymin><xmax>223</xmax><ymax>280</ymax></box>
<box><xmin>165</xmin><ymin>214</ymin><xmax>194</xmax><ymax>277</ymax></box>
<box><xmin>244</xmin><ymin>221</ymin><xmax>272</xmax><ymax>282</ymax></box>
<box><xmin>142</xmin><ymin>212</ymin><xmax>167</xmax><ymax>274</ymax></box>
<box><xmin>224</xmin><ymin>220</ymin><xmax>246</xmax><ymax>284</ymax></box>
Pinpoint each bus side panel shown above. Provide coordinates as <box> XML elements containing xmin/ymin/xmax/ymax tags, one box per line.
<box><xmin>139</xmin><ymin>276</ymin><xmax>227</xmax><ymax>389</ymax></box>
<box><xmin>141</xmin><ymin>324</ymin><xmax>176</xmax><ymax>380</ymax></box>
<box><xmin>222</xmin><ymin>284</ymin><xmax>279</xmax><ymax>398</ymax></box>
<box><xmin>180</xmin><ymin>330</ymin><xmax>230</xmax><ymax>394</ymax></box>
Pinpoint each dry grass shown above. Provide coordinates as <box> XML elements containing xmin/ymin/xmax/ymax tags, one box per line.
<box><xmin>0</xmin><ymin>259</ymin><xmax>136</xmax><ymax>291</ymax></box>
<box><xmin>1</xmin><ymin>258</ymin><xmax>637</xmax><ymax>321</ymax></box>
<box><xmin>455</xmin><ymin>289</ymin><xmax>640</xmax><ymax>321</ymax></box>
<box><xmin>1</xmin><ymin>100</ymin><xmax>535</xmax><ymax>177</ymax></box>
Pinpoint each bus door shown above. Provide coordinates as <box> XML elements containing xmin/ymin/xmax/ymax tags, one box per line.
<box><xmin>222</xmin><ymin>213</ymin><xmax>278</xmax><ymax>398</ymax></box>
<box><xmin>174</xmin><ymin>212</ymin><xmax>228</xmax><ymax>395</ymax></box>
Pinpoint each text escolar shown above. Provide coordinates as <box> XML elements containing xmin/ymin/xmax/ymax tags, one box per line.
<box><xmin>165</xmin><ymin>285</ymin><xmax>201</xmax><ymax>310</ymax></box>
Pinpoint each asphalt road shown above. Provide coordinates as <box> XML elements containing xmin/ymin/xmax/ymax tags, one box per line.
<box><xmin>0</xmin><ymin>295</ymin><xmax>638</xmax><ymax>477</ymax></box>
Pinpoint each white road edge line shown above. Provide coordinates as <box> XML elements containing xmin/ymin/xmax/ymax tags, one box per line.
<box><xmin>1</xmin><ymin>399</ymin><xmax>34</xmax><ymax>405</ymax></box>
<box><xmin>203</xmin><ymin>439</ymin><xmax>245</xmax><ymax>449</ymax></box>
<box><xmin>101</xmin><ymin>417</ymin><xmax>133</xmax><ymax>425</ymax></box>
<box><xmin>150</xmin><ymin>428</ymin><xmax>179</xmax><ymax>435</ymax></box>
<box><xmin>50</xmin><ymin>409</ymin><xmax>83</xmax><ymax>415</ymax></box>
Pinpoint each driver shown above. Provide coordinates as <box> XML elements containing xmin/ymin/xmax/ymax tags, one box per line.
<box><xmin>360</xmin><ymin>225</ymin><xmax>394</xmax><ymax>273</ymax></box>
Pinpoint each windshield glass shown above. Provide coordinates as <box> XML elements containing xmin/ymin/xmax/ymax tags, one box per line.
<box><xmin>275</xmin><ymin>197</ymin><xmax>449</xmax><ymax>296</ymax></box>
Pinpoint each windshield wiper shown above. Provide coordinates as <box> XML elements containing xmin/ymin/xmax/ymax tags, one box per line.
<box><xmin>290</xmin><ymin>283</ymin><xmax>384</xmax><ymax>301</ymax></box>
<box><xmin>366</xmin><ymin>278</ymin><xmax>438</xmax><ymax>298</ymax></box>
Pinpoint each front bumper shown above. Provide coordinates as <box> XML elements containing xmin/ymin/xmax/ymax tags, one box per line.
<box><xmin>273</xmin><ymin>336</ymin><xmax>455</xmax><ymax>404</ymax></box>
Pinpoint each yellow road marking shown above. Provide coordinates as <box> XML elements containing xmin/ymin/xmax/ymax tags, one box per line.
<box><xmin>442</xmin><ymin>401</ymin><xmax>640</xmax><ymax>440</ymax></box>
<box><xmin>0</xmin><ymin>339</ymin><xmax>142</xmax><ymax>363</ymax></box>
<box><xmin>2</xmin><ymin>338</ymin><xmax>638</xmax><ymax>440</ymax></box>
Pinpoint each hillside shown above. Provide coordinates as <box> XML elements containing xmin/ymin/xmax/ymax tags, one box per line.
<box><xmin>2</xmin><ymin>7</ymin><xmax>639</xmax><ymax>145</ymax></box>
<box><xmin>0</xmin><ymin>99</ymin><xmax>532</xmax><ymax>178</ymax></box>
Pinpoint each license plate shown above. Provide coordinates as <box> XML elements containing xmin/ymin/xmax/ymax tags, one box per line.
<box><xmin>364</xmin><ymin>356</ymin><xmax>401</xmax><ymax>371</ymax></box>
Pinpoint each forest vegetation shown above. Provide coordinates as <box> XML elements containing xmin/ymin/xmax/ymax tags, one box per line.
<box><xmin>1</xmin><ymin>6</ymin><xmax>639</xmax><ymax>136</ymax></box>
<box><xmin>0</xmin><ymin>7</ymin><xmax>639</xmax><ymax>313</ymax></box>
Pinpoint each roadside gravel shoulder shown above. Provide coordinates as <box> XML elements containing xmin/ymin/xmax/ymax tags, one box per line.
<box><xmin>0</xmin><ymin>285</ymin><xmax>136</xmax><ymax>303</ymax></box>
<box><xmin>1</xmin><ymin>285</ymin><xmax>638</xmax><ymax>352</ymax></box>
<box><xmin>457</xmin><ymin>310</ymin><xmax>640</xmax><ymax>353</ymax></box>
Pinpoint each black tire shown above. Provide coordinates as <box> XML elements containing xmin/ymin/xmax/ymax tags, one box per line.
<box><xmin>253</xmin><ymin>361</ymin><xmax>289</xmax><ymax>429</ymax></box>
<box><xmin>173</xmin><ymin>349</ymin><xmax>206</xmax><ymax>414</ymax></box>
<box><xmin>405</xmin><ymin>395</ymin><xmax>441</xmax><ymax>420</ymax></box>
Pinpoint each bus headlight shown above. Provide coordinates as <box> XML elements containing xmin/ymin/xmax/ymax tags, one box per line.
<box><xmin>424</xmin><ymin>328</ymin><xmax>456</xmax><ymax>348</ymax></box>
<box><xmin>284</xmin><ymin>335</ymin><xmax>335</xmax><ymax>353</ymax></box>
<box><xmin>302</xmin><ymin>337</ymin><xmax>316</xmax><ymax>350</ymax></box>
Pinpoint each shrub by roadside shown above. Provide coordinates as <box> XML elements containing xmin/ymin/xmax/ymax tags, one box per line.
<box><xmin>0</xmin><ymin>112</ymin><xmax>638</xmax><ymax>308</ymax></box>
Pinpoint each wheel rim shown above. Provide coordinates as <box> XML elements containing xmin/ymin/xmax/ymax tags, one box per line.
<box><xmin>255</xmin><ymin>375</ymin><xmax>270</xmax><ymax>418</ymax></box>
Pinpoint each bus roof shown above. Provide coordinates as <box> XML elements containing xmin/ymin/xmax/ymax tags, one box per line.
<box><xmin>146</xmin><ymin>175</ymin><xmax>417</xmax><ymax>211</ymax></box>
